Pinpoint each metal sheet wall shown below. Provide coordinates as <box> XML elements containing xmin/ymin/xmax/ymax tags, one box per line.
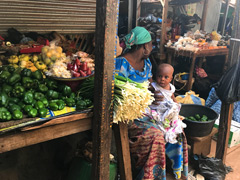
<box><xmin>0</xmin><ymin>0</ymin><xmax>96</xmax><ymax>34</ymax></box>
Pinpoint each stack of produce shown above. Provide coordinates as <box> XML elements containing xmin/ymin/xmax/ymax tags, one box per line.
<box><xmin>45</xmin><ymin>51</ymin><xmax>94</xmax><ymax>78</ymax></box>
<box><xmin>165</xmin><ymin>30</ymin><xmax>228</xmax><ymax>52</ymax></box>
<box><xmin>112</xmin><ymin>75</ymin><xmax>154</xmax><ymax>124</ymax></box>
<box><xmin>0</xmin><ymin>66</ymin><xmax>93</xmax><ymax>122</ymax></box>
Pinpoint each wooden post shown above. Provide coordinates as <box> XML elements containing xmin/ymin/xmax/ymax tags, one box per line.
<box><xmin>128</xmin><ymin>0</ymin><xmax>134</xmax><ymax>32</ymax></box>
<box><xmin>92</xmin><ymin>0</ymin><xmax>119</xmax><ymax>179</ymax></box>
<box><xmin>220</xmin><ymin>0</ymin><xmax>230</xmax><ymax>35</ymax></box>
<box><xmin>136</xmin><ymin>0</ymin><xmax>141</xmax><ymax>26</ymax></box>
<box><xmin>200</xmin><ymin>0</ymin><xmax>208</xmax><ymax>31</ymax></box>
<box><xmin>216</xmin><ymin>103</ymin><xmax>233</xmax><ymax>163</ymax></box>
<box><xmin>215</xmin><ymin>40</ymin><xmax>240</xmax><ymax>162</ymax></box>
<box><xmin>113</xmin><ymin>123</ymin><xmax>132</xmax><ymax>180</ymax></box>
<box><xmin>159</xmin><ymin>0</ymin><xmax>169</xmax><ymax>61</ymax></box>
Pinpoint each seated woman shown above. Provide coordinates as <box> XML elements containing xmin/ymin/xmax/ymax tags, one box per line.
<box><xmin>115</xmin><ymin>26</ymin><xmax>188</xmax><ymax>180</ymax></box>
<box><xmin>206</xmin><ymin>87</ymin><xmax>240</xmax><ymax>122</ymax></box>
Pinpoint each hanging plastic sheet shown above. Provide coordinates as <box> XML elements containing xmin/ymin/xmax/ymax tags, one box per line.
<box><xmin>214</xmin><ymin>57</ymin><xmax>240</xmax><ymax>103</ymax></box>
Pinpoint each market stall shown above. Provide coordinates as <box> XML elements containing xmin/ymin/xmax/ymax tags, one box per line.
<box><xmin>0</xmin><ymin>0</ymin><xmax>121</xmax><ymax>179</ymax></box>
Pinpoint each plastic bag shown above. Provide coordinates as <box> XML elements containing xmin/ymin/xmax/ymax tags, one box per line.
<box><xmin>176</xmin><ymin>91</ymin><xmax>205</xmax><ymax>105</ymax></box>
<box><xmin>214</xmin><ymin>60</ymin><xmax>240</xmax><ymax>103</ymax></box>
<box><xmin>193</xmin><ymin>155</ymin><xmax>226</xmax><ymax>180</ymax></box>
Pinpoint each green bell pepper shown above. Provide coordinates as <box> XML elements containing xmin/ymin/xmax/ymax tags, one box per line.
<box><xmin>38</xmin><ymin>108</ymin><xmax>48</xmax><ymax>118</ymax></box>
<box><xmin>0</xmin><ymin>70</ymin><xmax>11</xmax><ymax>83</ymax></box>
<box><xmin>76</xmin><ymin>100</ymin><xmax>87</xmax><ymax>110</ymax></box>
<box><xmin>32</xmin><ymin>79</ymin><xmax>40</xmax><ymax>89</ymax></box>
<box><xmin>34</xmin><ymin>92</ymin><xmax>45</xmax><ymax>101</ymax></box>
<box><xmin>39</xmin><ymin>84</ymin><xmax>48</xmax><ymax>92</ymax></box>
<box><xmin>201</xmin><ymin>115</ymin><xmax>208</xmax><ymax>122</ymax></box>
<box><xmin>42</xmin><ymin>98</ymin><xmax>49</xmax><ymax>107</ymax></box>
<box><xmin>49</xmin><ymin>102</ymin><xmax>59</xmax><ymax>111</ymax></box>
<box><xmin>45</xmin><ymin>79</ymin><xmax>58</xmax><ymax>90</ymax></box>
<box><xmin>34</xmin><ymin>101</ymin><xmax>44</xmax><ymax>110</ymax></box>
<box><xmin>12</xmin><ymin>85</ymin><xmax>25</xmax><ymax>97</ymax></box>
<box><xmin>28</xmin><ymin>108</ymin><xmax>38</xmax><ymax>118</ymax></box>
<box><xmin>0</xmin><ymin>92</ymin><xmax>9</xmax><ymax>107</ymax></box>
<box><xmin>22</xmin><ymin>77</ymin><xmax>33</xmax><ymax>89</ymax></box>
<box><xmin>9</xmin><ymin>97</ymin><xmax>20</xmax><ymax>104</ymax></box>
<box><xmin>8</xmin><ymin>73</ymin><xmax>21</xmax><ymax>85</ymax></box>
<box><xmin>7</xmin><ymin>66</ymin><xmax>15</xmax><ymax>73</ymax></box>
<box><xmin>69</xmin><ymin>92</ymin><xmax>76</xmax><ymax>99</ymax></box>
<box><xmin>24</xmin><ymin>105</ymin><xmax>33</xmax><ymax>113</ymax></box>
<box><xmin>0</xmin><ymin>111</ymin><xmax>12</xmax><ymax>121</ymax></box>
<box><xmin>32</xmin><ymin>70</ymin><xmax>43</xmax><ymax>80</ymax></box>
<box><xmin>46</xmin><ymin>90</ymin><xmax>59</xmax><ymax>100</ymax></box>
<box><xmin>65</xmin><ymin>98</ymin><xmax>75</xmax><ymax>107</ymax></box>
<box><xmin>23</xmin><ymin>91</ymin><xmax>34</xmax><ymax>104</ymax></box>
<box><xmin>12</xmin><ymin>109</ymin><xmax>23</xmax><ymax>120</ymax></box>
<box><xmin>84</xmin><ymin>99</ymin><xmax>92</xmax><ymax>107</ymax></box>
<box><xmin>60</xmin><ymin>84</ymin><xmax>72</xmax><ymax>96</ymax></box>
<box><xmin>0</xmin><ymin>107</ymin><xmax>8</xmax><ymax>113</ymax></box>
<box><xmin>9</xmin><ymin>104</ymin><xmax>21</xmax><ymax>112</ymax></box>
<box><xmin>195</xmin><ymin>114</ymin><xmax>201</xmax><ymax>120</ymax></box>
<box><xmin>56</xmin><ymin>100</ymin><xmax>65</xmax><ymax>110</ymax></box>
<box><xmin>21</xmin><ymin>68</ymin><xmax>32</xmax><ymax>77</ymax></box>
<box><xmin>1</xmin><ymin>84</ymin><xmax>12</xmax><ymax>95</ymax></box>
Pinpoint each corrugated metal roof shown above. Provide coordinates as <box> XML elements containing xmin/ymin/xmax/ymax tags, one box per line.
<box><xmin>0</xmin><ymin>0</ymin><xmax>96</xmax><ymax>34</ymax></box>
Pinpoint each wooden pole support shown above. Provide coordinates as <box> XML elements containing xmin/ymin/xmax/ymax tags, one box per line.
<box><xmin>159</xmin><ymin>0</ymin><xmax>169</xmax><ymax>61</ymax></box>
<box><xmin>113</xmin><ymin>122</ymin><xmax>132</xmax><ymax>180</ymax></box>
<box><xmin>216</xmin><ymin>103</ymin><xmax>233</xmax><ymax>163</ymax></box>
<box><xmin>92</xmin><ymin>0</ymin><xmax>119</xmax><ymax>179</ymax></box>
<box><xmin>200</xmin><ymin>0</ymin><xmax>209</xmax><ymax>31</ymax></box>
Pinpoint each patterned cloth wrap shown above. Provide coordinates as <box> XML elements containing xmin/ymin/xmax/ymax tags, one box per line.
<box><xmin>115</xmin><ymin>55</ymin><xmax>188</xmax><ymax>179</ymax></box>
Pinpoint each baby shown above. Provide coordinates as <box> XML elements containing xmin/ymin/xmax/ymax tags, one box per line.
<box><xmin>148</xmin><ymin>63</ymin><xmax>186</xmax><ymax>144</ymax></box>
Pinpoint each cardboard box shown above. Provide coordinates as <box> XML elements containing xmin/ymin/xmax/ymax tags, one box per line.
<box><xmin>214</xmin><ymin>119</ymin><xmax>240</xmax><ymax>148</ymax></box>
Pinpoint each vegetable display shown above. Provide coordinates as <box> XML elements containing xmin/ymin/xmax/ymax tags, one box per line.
<box><xmin>185</xmin><ymin>114</ymin><xmax>209</xmax><ymax>122</ymax></box>
<box><xmin>0</xmin><ymin>66</ymin><xmax>93</xmax><ymax>122</ymax></box>
<box><xmin>112</xmin><ymin>75</ymin><xmax>154</xmax><ymax>124</ymax></box>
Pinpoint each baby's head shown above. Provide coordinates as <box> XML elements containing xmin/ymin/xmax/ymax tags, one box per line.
<box><xmin>156</xmin><ymin>63</ymin><xmax>174</xmax><ymax>89</ymax></box>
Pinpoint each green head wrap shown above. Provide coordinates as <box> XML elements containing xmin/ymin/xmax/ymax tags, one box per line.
<box><xmin>124</xmin><ymin>26</ymin><xmax>152</xmax><ymax>49</ymax></box>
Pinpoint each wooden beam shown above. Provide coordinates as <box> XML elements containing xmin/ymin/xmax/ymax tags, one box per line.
<box><xmin>92</xmin><ymin>0</ymin><xmax>119</xmax><ymax>179</ymax></box>
<box><xmin>232</xmin><ymin>0</ymin><xmax>240</xmax><ymax>39</ymax></box>
<box><xmin>200</xmin><ymin>0</ymin><xmax>209</xmax><ymax>31</ymax></box>
<box><xmin>113</xmin><ymin>123</ymin><xmax>132</xmax><ymax>180</ymax></box>
<box><xmin>216</xmin><ymin>103</ymin><xmax>233</xmax><ymax>163</ymax></box>
<box><xmin>159</xmin><ymin>0</ymin><xmax>169</xmax><ymax>61</ymax></box>
<box><xmin>220</xmin><ymin>0</ymin><xmax>230</xmax><ymax>35</ymax></box>
<box><xmin>136</xmin><ymin>0</ymin><xmax>141</xmax><ymax>26</ymax></box>
<box><xmin>0</xmin><ymin>118</ymin><xmax>92</xmax><ymax>153</ymax></box>
<box><xmin>128</xmin><ymin>0</ymin><xmax>134</xmax><ymax>32</ymax></box>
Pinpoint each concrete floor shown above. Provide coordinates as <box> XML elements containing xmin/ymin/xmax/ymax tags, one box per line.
<box><xmin>166</xmin><ymin>139</ymin><xmax>240</xmax><ymax>180</ymax></box>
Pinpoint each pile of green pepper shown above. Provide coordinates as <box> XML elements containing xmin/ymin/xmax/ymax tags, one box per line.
<box><xmin>185</xmin><ymin>114</ymin><xmax>209</xmax><ymax>122</ymax></box>
<box><xmin>0</xmin><ymin>66</ymin><xmax>93</xmax><ymax>122</ymax></box>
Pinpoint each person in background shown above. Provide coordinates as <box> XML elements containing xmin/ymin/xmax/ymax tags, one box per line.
<box><xmin>206</xmin><ymin>87</ymin><xmax>240</xmax><ymax>122</ymax></box>
<box><xmin>115</xmin><ymin>26</ymin><xmax>188</xmax><ymax>180</ymax></box>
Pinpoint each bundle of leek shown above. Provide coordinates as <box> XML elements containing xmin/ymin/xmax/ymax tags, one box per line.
<box><xmin>112</xmin><ymin>75</ymin><xmax>154</xmax><ymax>124</ymax></box>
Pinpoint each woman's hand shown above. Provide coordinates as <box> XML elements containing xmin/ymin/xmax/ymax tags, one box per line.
<box><xmin>153</xmin><ymin>91</ymin><xmax>164</xmax><ymax>105</ymax></box>
<box><xmin>148</xmin><ymin>84</ymin><xmax>164</xmax><ymax>105</ymax></box>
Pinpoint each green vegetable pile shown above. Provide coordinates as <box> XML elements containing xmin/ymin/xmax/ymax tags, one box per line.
<box><xmin>0</xmin><ymin>66</ymin><xmax>93</xmax><ymax>122</ymax></box>
<box><xmin>185</xmin><ymin>114</ymin><xmax>209</xmax><ymax>122</ymax></box>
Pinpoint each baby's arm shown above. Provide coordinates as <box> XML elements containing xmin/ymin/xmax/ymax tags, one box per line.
<box><xmin>171</xmin><ymin>94</ymin><xmax>177</xmax><ymax>103</ymax></box>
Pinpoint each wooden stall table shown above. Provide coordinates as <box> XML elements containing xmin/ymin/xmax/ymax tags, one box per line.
<box><xmin>0</xmin><ymin>112</ymin><xmax>93</xmax><ymax>154</ymax></box>
<box><xmin>166</xmin><ymin>47</ymin><xmax>229</xmax><ymax>91</ymax></box>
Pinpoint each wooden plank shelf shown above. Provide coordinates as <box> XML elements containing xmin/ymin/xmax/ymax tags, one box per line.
<box><xmin>0</xmin><ymin>112</ymin><xmax>93</xmax><ymax>153</ymax></box>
